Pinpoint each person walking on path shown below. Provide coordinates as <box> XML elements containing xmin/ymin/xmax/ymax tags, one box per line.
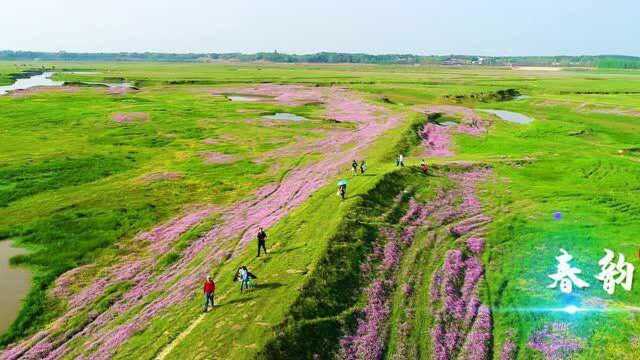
<box><xmin>420</xmin><ymin>159</ymin><xmax>429</xmax><ymax>175</ymax></box>
<box><xmin>360</xmin><ymin>160</ymin><xmax>367</xmax><ymax>175</ymax></box>
<box><xmin>396</xmin><ymin>154</ymin><xmax>405</xmax><ymax>167</ymax></box>
<box><xmin>246</xmin><ymin>267</ymin><xmax>257</xmax><ymax>289</ymax></box>
<box><xmin>338</xmin><ymin>183</ymin><xmax>347</xmax><ymax>200</ymax></box>
<box><xmin>235</xmin><ymin>266</ymin><xmax>256</xmax><ymax>293</ymax></box>
<box><xmin>203</xmin><ymin>275</ymin><xmax>216</xmax><ymax>312</ymax></box>
<box><xmin>352</xmin><ymin>160</ymin><xmax>359</xmax><ymax>175</ymax></box>
<box><xmin>235</xmin><ymin>266</ymin><xmax>249</xmax><ymax>293</ymax></box>
<box><xmin>257</xmin><ymin>227</ymin><xmax>267</xmax><ymax>257</ymax></box>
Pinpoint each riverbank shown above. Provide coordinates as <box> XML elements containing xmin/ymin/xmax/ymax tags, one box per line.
<box><xmin>0</xmin><ymin>242</ymin><xmax>30</xmax><ymax>334</ymax></box>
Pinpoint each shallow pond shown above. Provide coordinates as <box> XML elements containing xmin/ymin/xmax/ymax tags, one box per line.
<box><xmin>225</xmin><ymin>94</ymin><xmax>274</xmax><ymax>102</ymax></box>
<box><xmin>0</xmin><ymin>72</ymin><xmax>63</xmax><ymax>95</ymax></box>
<box><xmin>262</xmin><ymin>113</ymin><xmax>307</xmax><ymax>121</ymax></box>
<box><xmin>79</xmin><ymin>81</ymin><xmax>135</xmax><ymax>89</ymax></box>
<box><xmin>479</xmin><ymin>109</ymin><xmax>534</xmax><ymax>124</ymax></box>
<box><xmin>0</xmin><ymin>241</ymin><xmax>31</xmax><ymax>334</ymax></box>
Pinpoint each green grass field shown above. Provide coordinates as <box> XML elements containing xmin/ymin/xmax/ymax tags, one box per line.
<box><xmin>0</xmin><ymin>61</ymin><xmax>639</xmax><ymax>359</ymax></box>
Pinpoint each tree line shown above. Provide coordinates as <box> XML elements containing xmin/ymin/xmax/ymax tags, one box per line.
<box><xmin>1</xmin><ymin>51</ymin><xmax>639</xmax><ymax>69</ymax></box>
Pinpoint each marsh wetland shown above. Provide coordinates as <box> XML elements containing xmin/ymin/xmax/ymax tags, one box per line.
<box><xmin>0</xmin><ymin>62</ymin><xmax>639</xmax><ymax>359</ymax></box>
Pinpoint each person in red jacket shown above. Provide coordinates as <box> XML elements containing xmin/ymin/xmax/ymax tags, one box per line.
<box><xmin>203</xmin><ymin>275</ymin><xmax>216</xmax><ymax>312</ymax></box>
<box><xmin>420</xmin><ymin>159</ymin><xmax>429</xmax><ymax>175</ymax></box>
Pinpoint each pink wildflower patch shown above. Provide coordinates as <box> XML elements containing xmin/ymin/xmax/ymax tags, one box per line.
<box><xmin>528</xmin><ymin>322</ymin><xmax>583</xmax><ymax>360</ymax></box>
<box><xmin>382</xmin><ymin>240</ymin><xmax>401</xmax><ymax>270</ymax></box>
<box><xmin>11</xmin><ymin>87</ymin><xmax>79</xmax><ymax>98</ymax></box>
<box><xmin>466</xmin><ymin>237</ymin><xmax>485</xmax><ymax>254</ymax></box>
<box><xmin>111</xmin><ymin>112</ymin><xmax>149</xmax><ymax>123</ymax></box>
<box><xmin>429</xmin><ymin>168</ymin><xmax>494</xmax><ymax>360</ymax></box>
<box><xmin>108</xmin><ymin>86</ymin><xmax>134</xmax><ymax>95</ymax></box>
<box><xmin>340</xmin><ymin>199</ymin><xmax>427</xmax><ymax>360</ymax></box>
<box><xmin>461</xmin><ymin>305</ymin><xmax>492</xmax><ymax>360</ymax></box>
<box><xmin>501</xmin><ymin>337</ymin><xmax>518</xmax><ymax>360</ymax></box>
<box><xmin>457</xmin><ymin>123</ymin><xmax>486</xmax><ymax>136</ymax></box>
<box><xmin>421</xmin><ymin>123</ymin><xmax>453</xmax><ymax>157</ymax></box>
<box><xmin>418</xmin><ymin>105</ymin><xmax>487</xmax><ymax>157</ymax></box>
<box><xmin>200</xmin><ymin>152</ymin><xmax>238</xmax><ymax>164</ymax></box>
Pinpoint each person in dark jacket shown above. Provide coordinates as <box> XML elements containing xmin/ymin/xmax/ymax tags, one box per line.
<box><xmin>203</xmin><ymin>275</ymin><xmax>216</xmax><ymax>312</ymax></box>
<box><xmin>257</xmin><ymin>227</ymin><xmax>267</xmax><ymax>257</ymax></box>
<box><xmin>338</xmin><ymin>183</ymin><xmax>347</xmax><ymax>200</ymax></box>
<box><xmin>352</xmin><ymin>160</ymin><xmax>359</xmax><ymax>175</ymax></box>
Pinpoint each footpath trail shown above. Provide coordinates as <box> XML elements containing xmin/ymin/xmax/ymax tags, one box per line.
<box><xmin>0</xmin><ymin>85</ymin><xmax>402</xmax><ymax>360</ymax></box>
<box><xmin>154</xmin><ymin>313</ymin><xmax>205</xmax><ymax>360</ymax></box>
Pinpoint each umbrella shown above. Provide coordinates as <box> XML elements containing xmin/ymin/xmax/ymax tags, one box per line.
<box><xmin>337</xmin><ymin>179</ymin><xmax>348</xmax><ymax>186</ymax></box>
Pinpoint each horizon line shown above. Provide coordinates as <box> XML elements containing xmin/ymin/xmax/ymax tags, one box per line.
<box><xmin>2</xmin><ymin>50</ymin><xmax>639</xmax><ymax>59</ymax></box>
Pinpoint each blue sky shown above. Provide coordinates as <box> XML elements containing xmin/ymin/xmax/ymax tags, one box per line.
<box><xmin>1</xmin><ymin>0</ymin><xmax>638</xmax><ymax>55</ymax></box>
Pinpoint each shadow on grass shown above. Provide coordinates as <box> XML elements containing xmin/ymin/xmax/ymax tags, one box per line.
<box><xmin>343</xmin><ymin>194</ymin><xmax>365</xmax><ymax>201</ymax></box>
<box><xmin>254</xmin><ymin>282</ymin><xmax>286</xmax><ymax>290</ymax></box>
<box><xmin>268</xmin><ymin>245</ymin><xmax>304</xmax><ymax>255</ymax></box>
<box><xmin>218</xmin><ymin>295</ymin><xmax>258</xmax><ymax>307</ymax></box>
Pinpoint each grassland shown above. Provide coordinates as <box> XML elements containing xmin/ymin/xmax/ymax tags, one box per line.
<box><xmin>0</xmin><ymin>61</ymin><xmax>639</xmax><ymax>359</ymax></box>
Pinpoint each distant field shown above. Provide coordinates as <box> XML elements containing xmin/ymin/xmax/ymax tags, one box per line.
<box><xmin>0</xmin><ymin>61</ymin><xmax>639</xmax><ymax>359</ymax></box>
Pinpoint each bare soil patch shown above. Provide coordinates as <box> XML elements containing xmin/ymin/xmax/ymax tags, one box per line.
<box><xmin>200</xmin><ymin>152</ymin><xmax>238</xmax><ymax>164</ymax></box>
<box><xmin>140</xmin><ymin>172</ymin><xmax>184</xmax><ymax>182</ymax></box>
<box><xmin>112</xmin><ymin>112</ymin><xmax>150</xmax><ymax>123</ymax></box>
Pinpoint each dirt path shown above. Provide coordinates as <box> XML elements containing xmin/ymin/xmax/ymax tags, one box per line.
<box><xmin>1</xmin><ymin>85</ymin><xmax>402</xmax><ymax>360</ymax></box>
<box><xmin>155</xmin><ymin>314</ymin><xmax>206</xmax><ymax>360</ymax></box>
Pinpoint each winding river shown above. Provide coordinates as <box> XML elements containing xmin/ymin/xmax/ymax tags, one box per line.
<box><xmin>0</xmin><ymin>71</ymin><xmax>134</xmax><ymax>95</ymax></box>
<box><xmin>0</xmin><ymin>72</ymin><xmax>63</xmax><ymax>95</ymax></box>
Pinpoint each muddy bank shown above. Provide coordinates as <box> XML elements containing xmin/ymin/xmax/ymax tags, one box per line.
<box><xmin>0</xmin><ymin>242</ymin><xmax>31</xmax><ymax>334</ymax></box>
